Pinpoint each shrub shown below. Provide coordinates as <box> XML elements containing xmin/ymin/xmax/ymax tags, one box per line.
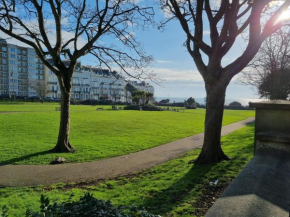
<box><xmin>229</xmin><ymin>101</ymin><xmax>242</xmax><ymax>106</ymax></box>
<box><xmin>2</xmin><ymin>193</ymin><xmax>160</xmax><ymax>217</ymax></box>
<box><xmin>124</xmin><ymin>105</ymin><xmax>141</xmax><ymax>110</ymax></box>
<box><xmin>124</xmin><ymin>105</ymin><xmax>163</xmax><ymax>111</ymax></box>
<box><xmin>186</xmin><ymin>106</ymin><xmax>196</xmax><ymax>109</ymax></box>
<box><xmin>141</xmin><ymin>105</ymin><xmax>163</xmax><ymax>111</ymax></box>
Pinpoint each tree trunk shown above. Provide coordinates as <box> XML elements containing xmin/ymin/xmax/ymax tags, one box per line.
<box><xmin>52</xmin><ymin>76</ymin><xmax>75</xmax><ymax>153</ymax></box>
<box><xmin>194</xmin><ymin>84</ymin><xmax>229</xmax><ymax>164</ymax></box>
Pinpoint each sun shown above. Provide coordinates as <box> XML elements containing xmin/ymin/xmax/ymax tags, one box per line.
<box><xmin>278</xmin><ymin>10</ymin><xmax>290</xmax><ymax>21</ymax></box>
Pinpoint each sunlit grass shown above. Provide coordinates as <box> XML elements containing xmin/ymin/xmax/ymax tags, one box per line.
<box><xmin>0</xmin><ymin>124</ymin><xmax>255</xmax><ymax>217</ymax></box>
<box><xmin>0</xmin><ymin>103</ymin><xmax>254</xmax><ymax>165</ymax></box>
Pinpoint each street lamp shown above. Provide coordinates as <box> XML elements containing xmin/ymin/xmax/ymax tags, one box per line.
<box><xmin>10</xmin><ymin>72</ymin><xmax>15</xmax><ymax>102</ymax></box>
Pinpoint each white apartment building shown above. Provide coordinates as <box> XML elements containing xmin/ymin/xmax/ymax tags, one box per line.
<box><xmin>131</xmin><ymin>81</ymin><xmax>154</xmax><ymax>93</ymax></box>
<box><xmin>0</xmin><ymin>41</ymin><xmax>154</xmax><ymax>102</ymax></box>
<box><xmin>0</xmin><ymin>39</ymin><xmax>45</xmax><ymax>97</ymax></box>
<box><xmin>46</xmin><ymin>63</ymin><xmax>129</xmax><ymax>102</ymax></box>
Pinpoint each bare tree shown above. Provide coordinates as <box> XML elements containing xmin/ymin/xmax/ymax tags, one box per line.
<box><xmin>0</xmin><ymin>0</ymin><xmax>154</xmax><ymax>152</ymax></box>
<box><xmin>238</xmin><ymin>30</ymin><xmax>290</xmax><ymax>100</ymax></box>
<box><xmin>29</xmin><ymin>79</ymin><xmax>48</xmax><ymax>103</ymax></box>
<box><xmin>160</xmin><ymin>0</ymin><xmax>290</xmax><ymax>164</ymax></box>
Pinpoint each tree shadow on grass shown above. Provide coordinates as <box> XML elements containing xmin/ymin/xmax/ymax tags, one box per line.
<box><xmin>142</xmin><ymin>129</ymin><xmax>255</xmax><ymax>216</ymax></box>
<box><xmin>142</xmin><ymin>163</ymin><xmax>217</xmax><ymax>216</ymax></box>
<box><xmin>0</xmin><ymin>150</ymin><xmax>52</xmax><ymax>165</ymax></box>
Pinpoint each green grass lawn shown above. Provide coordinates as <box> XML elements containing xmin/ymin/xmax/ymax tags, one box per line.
<box><xmin>0</xmin><ymin>124</ymin><xmax>255</xmax><ymax>217</ymax></box>
<box><xmin>0</xmin><ymin>103</ymin><xmax>254</xmax><ymax>165</ymax></box>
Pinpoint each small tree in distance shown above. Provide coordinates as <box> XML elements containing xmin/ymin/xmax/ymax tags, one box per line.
<box><xmin>229</xmin><ymin>101</ymin><xmax>242</xmax><ymax>107</ymax></box>
<box><xmin>186</xmin><ymin>97</ymin><xmax>196</xmax><ymax>107</ymax></box>
<box><xmin>159</xmin><ymin>99</ymin><xmax>170</xmax><ymax>104</ymax></box>
<box><xmin>160</xmin><ymin>0</ymin><xmax>290</xmax><ymax>164</ymax></box>
<box><xmin>29</xmin><ymin>79</ymin><xmax>48</xmax><ymax>103</ymax></box>
<box><xmin>0</xmin><ymin>0</ymin><xmax>154</xmax><ymax>152</ymax></box>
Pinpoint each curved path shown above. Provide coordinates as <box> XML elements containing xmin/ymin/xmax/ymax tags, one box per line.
<box><xmin>0</xmin><ymin>118</ymin><xmax>254</xmax><ymax>187</ymax></box>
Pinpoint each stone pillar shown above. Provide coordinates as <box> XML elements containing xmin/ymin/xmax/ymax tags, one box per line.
<box><xmin>249</xmin><ymin>100</ymin><xmax>290</xmax><ymax>154</ymax></box>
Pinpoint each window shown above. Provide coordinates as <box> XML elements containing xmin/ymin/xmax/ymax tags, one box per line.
<box><xmin>10</xmin><ymin>48</ymin><xmax>16</xmax><ymax>52</ymax></box>
<box><xmin>2</xmin><ymin>46</ymin><xmax>7</xmax><ymax>52</ymax></box>
<box><xmin>22</xmin><ymin>56</ymin><xmax>26</xmax><ymax>61</ymax></box>
<box><xmin>2</xmin><ymin>53</ymin><xmax>7</xmax><ymax>57</ymax></box>
<box><xmin>10</xmin><ymin>54</ymin><xmax>16</xmax><ymax>58</ymax></box>
<box><xmin>2</xmin><ymin>59</ymin><xmax>7</xmax><ymax>64</ymax></box>
<box><xmin>22</xmin><ymin>50</ymin><xmax>26</xmax><ymax>55</ymax></box>
<box><xmin>9</xmin><ymin>67</ymin><xmax>17</xmax><ymax>72</ymax></box>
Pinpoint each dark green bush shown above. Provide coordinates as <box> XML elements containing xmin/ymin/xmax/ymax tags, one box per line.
<box><xmin>141</xmin><ymin>105</ymin><xmax>163</xmax><ymax>111</ymax></box>
<box><xmin>185</xmin><ymin>106</ymin><xmax>196</xmax><ymax>109</ymax></box>
<box><xmin>124</xmin><ymin>105</ymin><xmax>141</xmax><ymax>110</ymax></box>
<box><xmin>2</xmin><ymin>193</ymin><xmax>160</xmax><ymax>217</ymax></box>
<box><xmin>124</xmin><ymin>105</ymin><xmax>163</xmax><ymax>111</ymax></box>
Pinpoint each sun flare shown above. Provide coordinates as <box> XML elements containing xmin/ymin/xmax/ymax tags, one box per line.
<box><xmin>278</xmin><ymin>11</ymin><xmax>290</xmax><ymax>21</ymax></box>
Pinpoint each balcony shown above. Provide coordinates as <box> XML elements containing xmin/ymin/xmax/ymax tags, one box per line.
<box><xmin>48</xmin><ymin>81</ymin><xmax>57</xmax><ymax>85</ymax></box>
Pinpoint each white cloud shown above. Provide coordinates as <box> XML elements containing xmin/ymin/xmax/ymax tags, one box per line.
<box><xmin>151</xmin><ymin>67</ymin><xmax>203</xmax><ymax>81</ymax></box>
<box><xmin>156</xmin><ymin>60</ymin><xmax>172</xmax><ymax>64</ymax></box>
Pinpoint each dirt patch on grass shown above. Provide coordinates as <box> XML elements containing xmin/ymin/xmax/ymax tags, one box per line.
<box><xmin>193</xmin><ymin>180</ymin><xmax>231</xmax><ymax>216</ymax></box>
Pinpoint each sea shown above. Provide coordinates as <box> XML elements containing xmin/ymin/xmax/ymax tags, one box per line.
<box><xmin>155</xmin><ymin>97</ymin><xmax>264</xmax><ymax>106</ymax></box>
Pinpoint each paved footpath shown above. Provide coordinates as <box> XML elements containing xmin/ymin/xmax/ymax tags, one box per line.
<box><xmin>0</xmin><ymin>117</ymin><xmax>254</xmax><ymax>187</ymax></box>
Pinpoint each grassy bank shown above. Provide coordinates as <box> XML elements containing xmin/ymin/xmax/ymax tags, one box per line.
<box><xmin>0</xmin><ymin>124</ymin><xmax>254</xmax><ymax>217</ymax></box>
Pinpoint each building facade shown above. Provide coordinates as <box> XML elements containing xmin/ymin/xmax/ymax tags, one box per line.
<box><xmin>46</xmin><ymin>64</ymin><xmax>130</xmax><ymax>102</ymax></box>
<box><xmin>0</xmin><ymin>41</ymin><xmax>154</xmax><ymax>102</ymax></box>
<box><xmin>0</xmin><ymin>39</ymin><xmax>45</xmax><ymax>97</ymax></box>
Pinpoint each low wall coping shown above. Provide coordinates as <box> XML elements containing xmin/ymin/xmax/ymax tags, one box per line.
<box><xmin>256</xmin><ymin>132</ymin><xmax>290</xmax><ymax>144</ymax></box>
<box><xmin>249</xmin><ymin>100</ymin><xmax>290</xmax><ymax>110</ymax></box>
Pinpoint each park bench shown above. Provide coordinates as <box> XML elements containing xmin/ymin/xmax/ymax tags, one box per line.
<box><xmin>96</xmin><ymin>108</ymin><xmax>103</xmax><ymax>111</ymax></box>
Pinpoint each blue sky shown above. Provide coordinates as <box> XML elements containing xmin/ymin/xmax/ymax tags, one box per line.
<box><xmin>114</xmin><ymin>3</ymin><xmax>260</xmax><ymax>104</ymax></box>
<box><xmin>3</xmin><ymin>0</ymin><xmax>286</xmax><ymax>105</ymax></box>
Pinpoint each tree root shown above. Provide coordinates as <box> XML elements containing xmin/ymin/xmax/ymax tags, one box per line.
<box><xmin>189</xmin><ymin>149</ymin><xmax>230</xmax><ymax>165</ymax></box>
<box><xmin>51</xmin><ymin>141</ymin><xmax>75</xmax><ymax>153</ymax></box>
